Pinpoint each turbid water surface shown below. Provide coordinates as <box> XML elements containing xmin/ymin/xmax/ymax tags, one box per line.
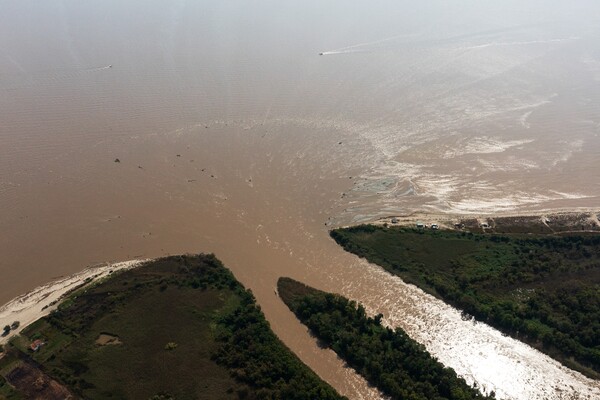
<box><xmin>2</xmin><ymin>1</ymin><xmax>600</xmax><ymax>398</ymax></box>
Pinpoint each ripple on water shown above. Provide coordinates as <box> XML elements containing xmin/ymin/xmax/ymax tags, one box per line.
<box><xmin>335</xmin><ymin>258</ymin><xmax>600</xmax><ymax>400</ymax></box>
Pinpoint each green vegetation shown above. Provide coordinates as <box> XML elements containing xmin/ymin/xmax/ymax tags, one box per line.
<box><xmin>0</xmin><ymin>345</ymin><xmax>23</xmax><ymax>399</ymax></box>
<box><xmin>212</xmin><ymin>284</ymin><xmax>343</xmax><ymax>400</ymax></box>
<box><xmin>164</xmin><ymin>342</ymin><xmax>178</xmax><ymax>351</ymax></box>
<box><xmin>0</xmin><ymin>373</ymin><xmax>19</xmax><ymax>400</ymax></box>
<box><xmin>1</xmin><ymin>255</ymin><xmax>345</xmax><ymax>400</ymax></box>
<box><xmin>278</xmin><ymin>277</ymin><xmax>493</xmax><ymax>400</ymax></box>
<box><xmin>331</xmin><ymin>225</ymin><xmax>600</xmax><ymax>378</ymax></box>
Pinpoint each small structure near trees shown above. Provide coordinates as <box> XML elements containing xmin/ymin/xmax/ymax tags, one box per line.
<box><xmin>30</xmin><ymin>339</ymin><xmax>45</xmax><ymax>352</ymax></box>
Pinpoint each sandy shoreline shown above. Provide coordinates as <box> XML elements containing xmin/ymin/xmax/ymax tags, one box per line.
<box><xmin>2</xmin><ymin>209</ymin><xmax>597</xmax><ymax>348</ymax></box>
<box><xmin>0</xmin><ymin>259</ymin><xmax>147</xmax><ymax>345</ymax></box>
<box><xmin>0</xmin><ymin>209</ymin><xmax>598</xmax><ymax>398</ymax></box>
<box><xmin>367</xmin><ymin>208</ymin><xmax>600</xmax><ymax>232</ymax></box>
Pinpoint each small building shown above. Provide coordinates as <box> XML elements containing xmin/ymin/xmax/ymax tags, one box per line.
<box><xmin>480</xmin><ymin>223</ymin><xmax>489</xmax><ymax>229</ymax></box>
<box><xmin>30</xmin><ymin>339</ymin><xmax>44</xmax><ymax>352</ymax></box>
<box><xmin>431</xmin><ymin>224</ymin><xmax>439</xmax><ymax>230</ymax></box>
<box><xmin>416</xmin><ymin>222</ymin><xmax>424</xmax><ymax>229</ymax></box>
<box><xmin>391</xmin><ymin>218</ymin><xmax>398</xmax><ymax>224</ymax></box>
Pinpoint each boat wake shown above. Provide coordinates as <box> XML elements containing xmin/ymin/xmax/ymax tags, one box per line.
<box><xmin>319</xmin><ymin>49</ymin><xmax>366</xmax><ymax>56</ymax></box>
<box><xmin>84</xmin><ymin>64</ymin><xmax>113</xmax><ymax>72</ymax></box>
<box><xmin>319</xmin><ymin>33</ymin><xmax>413</xmax><ymax>56</ymax></box>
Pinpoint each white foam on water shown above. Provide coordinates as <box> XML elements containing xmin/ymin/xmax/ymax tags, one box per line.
<box><xmin>339</xmin><ymin>258</ymin><xmax>600</xmax><ymax>400</ymax></box>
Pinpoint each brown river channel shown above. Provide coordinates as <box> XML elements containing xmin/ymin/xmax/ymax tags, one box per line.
<box><xmin>2</xmin><ymin>1</ymin><xmax>600</xmax><ymax>398</ymax></box>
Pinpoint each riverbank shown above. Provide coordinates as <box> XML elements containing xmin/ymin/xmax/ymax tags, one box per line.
<box><xmin>331</xmin><ymin>212</ymin><xmax>600</xmax><ymax>380</ymax></box>
<box><xmin>3</xmin><ymin>210</ymin><xmax>595</xmax><ymax>345</ymax></box>
<box><xmin>0</xmin><ymin>259</ymin><xmax>146</xmax><ymax>345</ymax></box>
<box><xmin>279</xmin><ymin>277</ymin><xmax>494</xmax><ymax>399</ymax></box>
<box><xmin>0</xmin><ymin>255</ymin><xmax>346</xmax><ymax>399</ymax></box>
<box><xmin>1</xmin><ymin>209</ymin><xmax>599</xmax><ymax>399</ymax></box>
<box><xmin>371</xmin><ymin>209</ymin><xmax>600</xmax><ymax>234</ymax></box>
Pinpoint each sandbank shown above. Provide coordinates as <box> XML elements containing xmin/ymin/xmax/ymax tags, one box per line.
<box><xmin>0</xmin><ymin>259</ymin><xmax>147</xmax><ymax>345</ymax></box>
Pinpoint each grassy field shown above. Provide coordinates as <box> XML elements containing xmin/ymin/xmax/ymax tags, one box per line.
<box><xmin>331</xmin><ymin>225</ymin><xmax>600</xmax><ymax>378</ymax></box>
<box><xmin>278</xmin><ymin>277</ymin><xmax>494</xmax><ymax>400</ymax></box>
<box><xmin>43</xmin><ymin>288</ymin><xmax>238</xmax><ymax>399</ymax></box>
<box><xmin>0</xmin><ymin>254</ymin><xmax>345</xmax><ymax>400</ymax></box>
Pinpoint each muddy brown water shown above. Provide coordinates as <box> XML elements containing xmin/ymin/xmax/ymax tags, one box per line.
<box><xmin>2</xmin><ymin>1</ymin><xmax>600</xmax><ymax>398</ymax></box>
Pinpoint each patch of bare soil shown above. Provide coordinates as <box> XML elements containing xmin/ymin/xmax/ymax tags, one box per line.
<box><xmin>95</xmin><ymin>333</ymin><xmax>122</xmax><ymax>346</ymax></box>
<box><xmin>5</xmin><ymin>360</ymin><xmax>74</xmax><ymax>400</ymax></box>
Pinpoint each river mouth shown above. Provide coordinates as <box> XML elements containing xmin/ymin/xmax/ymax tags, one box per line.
<box><xmin>2</xmin><ymin>1</ymin><xmax>600</xmax><ymax>399</ymax></box>
<box><xmin>2</xmin><ymin>122</ymin><xmax>599</xmax><ymax>399</ymax></box>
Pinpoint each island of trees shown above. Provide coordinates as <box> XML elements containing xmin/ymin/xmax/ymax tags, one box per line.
<box><xmin>330</xmin><ymin>224</ymin><xmax>600</xmax><ymax>378</ymax></box>
<box><xmin>278</xmin><ymin>277</ymin><xmax>494</xmax><ymax>400</ymax></box>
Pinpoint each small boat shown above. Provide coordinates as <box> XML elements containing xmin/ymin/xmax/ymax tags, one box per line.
<box><xmin>108</xmin><ymin>65</ymin><xmax>112</xmax><ymax>68</ymax></box>
<box><xmin>319</xmin><ymin>52</ymin><xmax>324</xmax><ymax>56</ymax></box>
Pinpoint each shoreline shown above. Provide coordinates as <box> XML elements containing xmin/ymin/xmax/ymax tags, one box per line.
<box><xmin>2</xmin><ymin>209</ymin><xmax>598</xmax><ymax>348</ymax></box>
<box><xmin>0</xmin><ymin>259</ymin><xmax>147</xmax><ymax>345</ymax></box>
<box><xmin>367</xmin><ymin>208</ymin><xmax>600</xmax><ymax>233</ymax></box>
<box><xmin>0</xmin><ymin>208</ymin><xmax>599</xmax><ymax>400</ymax></box>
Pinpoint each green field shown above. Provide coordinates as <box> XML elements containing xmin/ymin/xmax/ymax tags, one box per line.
<box><xmin>278</xmin><ymin>277</ymin><xmax>494</xmax><ymax>400</ymax></box>
<box><xmin>330</xmin><ymin>225</ymin><xmax>600</xmax><ymax>378</ymax></box>
<box><xmin>0</xmin><ymin>255</ymin><xmax>345</xmax><ymax>400</ymax></box>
